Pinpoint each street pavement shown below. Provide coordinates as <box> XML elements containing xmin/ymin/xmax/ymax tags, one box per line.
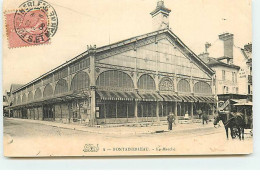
<box><xmin>4</xmin><ymin>117</ymin><xmax>217</xmax><ymax>135</ymax></box>
<box><xmin>3</xmin><ymin>118</ymin><xmax>253</xmax><ymax>157</ymax></box>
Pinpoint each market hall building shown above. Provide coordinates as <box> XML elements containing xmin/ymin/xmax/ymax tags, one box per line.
<box><xmin>8</xmin><ymin>1</ymin><xmax>216</xmax><ymax>126</ymax></box>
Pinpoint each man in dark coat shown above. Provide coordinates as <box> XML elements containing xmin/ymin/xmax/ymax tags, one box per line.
<box><xmin>202</xmin><ymin>111</ymin><xmax>208</xmax><ymax>125</ymax></box>
<box><xmin>167</xmin><ymin>112</ymin><xmax>175</xmax><ymax>130</ymax></box>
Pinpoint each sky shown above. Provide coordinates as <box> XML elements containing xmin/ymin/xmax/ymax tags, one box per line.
<box><xmin>2</xmin><ymin>0</ymin><xmax>252</xmax><ymax>92</ymax></box>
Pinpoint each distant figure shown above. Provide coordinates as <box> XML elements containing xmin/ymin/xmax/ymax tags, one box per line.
<box><xmin>202</xmin><ymin>111</ymin><xmax>208</xmax><ymax>125</ymax></box>
<box><xmin>197</xmin><ymin>109</ymin><xmax>202</xmax><ymax>119</ymax></box>
<box><xmin>167</xmin><ymin>112</ymin><xmax>175</xmax><ymax>130</ymax></box>
<box><xmin>184</xmin><ymin>111</ymin><xmax>189</xmax><ymax>119</ymax></box>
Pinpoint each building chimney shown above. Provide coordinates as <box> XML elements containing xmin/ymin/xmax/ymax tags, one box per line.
<box><xmin>198</xmin><ymin>53</ymin><xmax>210</xmax><ymax>63</ymax></box>
<box><xmin>244</xmin><ymin>43</ymin><xmax>252</xmax><ymax>52</ymax></box>
<box><xmin>150</xmin><ymin>0</ymin><xmax>171</xmax><ymax>31</ymax></box>
<box><xmin>218</xmin><ymin>33</ymin><xmax>234</xmax><ymax>63</ymax></box>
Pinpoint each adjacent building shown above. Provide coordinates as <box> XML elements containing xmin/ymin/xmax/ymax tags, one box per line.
<box><xmin>198</xmin><ymin>31</ymin><xmax>252</xmax><ymax>115</ymax></box>
<box><xmin>8</xmin><ymin>1</ymin><xmax>216</xmax><ymax>126</ymax></box>
<box><xmin>241</xmin><ymin>43</ymin><xmax>252</xmax><ymax>96</ymax></box>
<box><xmin>199</xmin><ymin>33</ymin><xmax>240</xmax><ymax>95</ymax></box>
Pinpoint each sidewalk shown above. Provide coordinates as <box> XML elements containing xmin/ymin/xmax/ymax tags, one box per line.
<box><xmin>6</xmin><ymin>118</ymin><xmax>217</xmax><ymax>135</ymax></box>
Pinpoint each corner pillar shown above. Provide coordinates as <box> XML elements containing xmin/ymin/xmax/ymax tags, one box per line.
<box><xmin>89</xmin><ymin>86</ymin><xmax>96</xmax><ymax>126</ymax></box>
<box><xmin>89</xmin><ymin>49</ymin><xmax>97</xmax><ymax>126</ymax></box>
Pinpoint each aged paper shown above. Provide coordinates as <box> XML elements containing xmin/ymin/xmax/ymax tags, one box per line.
<box><xmin>2</xmin><ymin>0</ymin><xmax>253</xmax><ymax>157</ymax></box>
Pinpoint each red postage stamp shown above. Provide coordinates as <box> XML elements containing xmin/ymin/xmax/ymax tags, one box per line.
<box><xmin>5</xmin><ymin>0</ymin><xmax>58</xmax><ymax>48</ymax></box>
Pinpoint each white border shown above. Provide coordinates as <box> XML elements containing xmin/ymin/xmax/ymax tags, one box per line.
<box><xmin>0</xmin><ymin>0</ymin><xmax>260</xmax><ymax>170</ymax></box>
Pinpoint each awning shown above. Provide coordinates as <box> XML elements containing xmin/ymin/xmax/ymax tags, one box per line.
<box><xmin>8</xmin><ymin>91</ymin><xmax>90</xmax><ymax>109</ymax></box>
<box><xmin>233</xmin><ymin>102</ymin><xmax>253</xmax><ymax>106</ymax></box>
<box><xmin>231</xmin><ymin>99</ymin><xmax>252</xmax><ymax>106</ymax></box>
<box><xmin>205</xmin><ymin>97</ymin><xmax>215</xmax><ymax>103</ymax></box>
<box><xmin>96</xmin><ymin>91</ymin><xmax>141</xmax><ymax>101</ymax></box>
<box><xmin>179</xmin><ymin>95</ymin><xmax>196</xmax><ymax>102</ymax></box>
<box><xmin>194</xmin><ymin>96</ymin><xmax>215</xmax><ymax>103</ymax></box>
<box><xmin>138</xmin><ymin>92</ymin><xmax>163</xmax><ymax>101</ymax></box>
<box><xmin>159</xmin><ymin>94</ymin><xmax>182</xmax><ymax>102</ymax></box>
<box><xmin>196</xmin><ymin>96</ymin><xmax>208</xmax><ymax>102</ymax></box>
<box><xmin>177</xmin><ymin>95</ymin><xmax>215</xmax><ymax>103</ymax></box>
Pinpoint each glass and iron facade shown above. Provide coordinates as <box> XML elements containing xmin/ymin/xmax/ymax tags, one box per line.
<box><xmin>9</xmin><ymin>29</ymin><xmax>216</xmax><ymax>126</ymax></box>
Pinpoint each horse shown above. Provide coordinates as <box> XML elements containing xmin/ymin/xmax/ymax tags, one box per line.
<box><xmin>213</xmin><ymin>112</ymin><xmax>246</xmax><ymax>140</ymax></box>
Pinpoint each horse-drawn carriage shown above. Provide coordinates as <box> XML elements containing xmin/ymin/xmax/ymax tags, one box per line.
<box><xmin>214</xmin><ymin>94</ymin><xmax>253</xmax><ymax>140</ymax></box>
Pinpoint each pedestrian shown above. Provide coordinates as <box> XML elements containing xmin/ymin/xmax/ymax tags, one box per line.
<box><xmin>197</xmin><ymin>109</ymin><xmax>202</xmax><ymax>119</ymax></box>
<box><xmin>167</xmin><ymin>112</ymin><xmax>175</xmax><ymax>130</ymax></box>
<box><xmin>202</xmin><ymin>111</ymin><xmax>208</xmax><ymax>125</ymax></box>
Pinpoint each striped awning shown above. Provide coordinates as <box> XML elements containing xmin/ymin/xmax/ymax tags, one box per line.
<box><xmin>194</xmin><ymin>96</ymin><xmax>206</xmax><ymax>102</ymax></box>
<box><xmin>160</xmin><ymin>94</ymin><xmax>182</xmax><ymax>102</ymax></box>
<box><xmin>194</xmin><ymin>96</ymin><xmax>215</xmax><ymax>103</ymax></box>
<box><xmin>138</xmin><ymin>92</ymin><xmax>163</xmax><ymax>101</ymax></box>
<box><xmin>96</xmin><ymin>91</ymin><xmax>141</xmax><ymax>101</ymax></box>
<box><xmin>205</xmin><ymin>97</ymin><xmax>215</xmax><ymax>103</ymax></box>
<box><xmin>179</xmin><ymin>95</ymin><xmax>196</xmax><ymax>102</ymax></box>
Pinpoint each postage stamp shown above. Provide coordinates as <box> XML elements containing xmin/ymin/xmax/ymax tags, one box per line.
<box><xmin>5</xmin><ymin>0</ymin><xmax>58</xmax><ymax>48</ymax></box>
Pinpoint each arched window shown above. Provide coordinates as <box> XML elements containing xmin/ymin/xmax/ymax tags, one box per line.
<box><xmin>159</xmin><ymin>77</ymin><xmax>174</xmax><ymax>91</ymax></box>
<box><xmin>138</xmin><ymin>74</ymin><xmax>156</xmax><ymax>90</ymax></box>
<box><xmin>12</xmin><ymin>97</ymin><xmax>16</xmax><ymax>105</ymax></box>
<box><xmin>43</xmin><ymin>84</ymin><xmax>53</xmax><ymax>97</ymax></box>
<box><xmin>71</xmin><ymin>71</ymin><xmax>90</xmax><ymax>91</ymax></box>
<box><xmin>194</xmin><ymin>81</ymin><xmax>212</xmax><ymax>94</ymax></box>
<box><xmin>177</xmin><ymin>79</ymin><xmax>190</xmax><ymax>93</ymax></box>
<box><xmin>17</xmin><ymin>96</ymin><xmax>21</xmax><ymax>104</ymax></box>
<box><xmin>34</xmin><ymin>88</ymin><xmax>42</xmax><ymax>100</ymax></box>
<box><xmin>55</xmin><ymin>79</ymin><xmax>68</xmax><ymax>95</ymax></box>
<box><xmin>96</xmin><ymin>70</ymin><xmax>134</xmax><ymax>88</ymax></box>
<box><xmin>28</xmin><ymin>91</ymin><xmax>33</xmax><ymax>102</ymax></box>
<box><xmin>22</xmin><ymin>93</ymin><xmax>27</xmax><ymax>103</ymax></box>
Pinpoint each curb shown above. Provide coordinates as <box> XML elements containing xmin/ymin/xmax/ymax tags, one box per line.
<box><xmin>5</xmin><ymin>118</ymin><xmax>217</xmax><ymax>135</ymax></box>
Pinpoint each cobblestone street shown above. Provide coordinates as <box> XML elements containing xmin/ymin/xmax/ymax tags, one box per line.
<box><xmin>3</xmin><ymin>118</ymin><xmax>253</xmax><ymax>157</ymax></box>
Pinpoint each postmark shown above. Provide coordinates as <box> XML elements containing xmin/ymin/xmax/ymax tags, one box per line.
<box><xmin>5</xmin><ymin>0</ymin><xmax>58</xmax><ymax>48</ymax></box>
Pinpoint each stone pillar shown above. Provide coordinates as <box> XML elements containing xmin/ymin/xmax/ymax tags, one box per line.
<box><xmin>174</xmin><ymin>102</ymin><xmax>177</xmax><ymax>116</ymax></box>
<box><xmin>89</xmin><ymin>87</ymin><xmax>96</xmax><ymax>126</ymax></box>
<box><xmin>134</xmin><ymin>100</ymin><xmax>138</xmax><ymax>122</ymax></box>
<box><xmin>89</xmin><ymin>49</ymin><xmax>96</xmax><ymax>126</ymax></box>
<box><xmin>191</xmin><ymin>102</ymin><xmax>194</xmax><ymax>120</ymax></box>
<box><xmin>156</xmin><ymin>101</ymin><xmax>160</xmax><ymax>122</ymax></box>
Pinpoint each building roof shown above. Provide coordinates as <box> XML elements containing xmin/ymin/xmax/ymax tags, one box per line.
<box><xmin>10</xmin><ymin>84</ymin><xmax>23</xmax><ymax>93</ymax></box>
<box><xmin>207</xmin><ymin>57</ymin><xmax>240</xmax><ymax>70</ymax></box>
<box><xmin>12</xmin><ymin>28</ymin><xmax>215</xmax><ymax>94</ymax></box>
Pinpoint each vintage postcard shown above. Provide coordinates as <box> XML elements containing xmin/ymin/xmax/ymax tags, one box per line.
<box><xmin>2</xmin><ymin>0</ymin><xmax>253</xmax><ymax>157</ymax></box>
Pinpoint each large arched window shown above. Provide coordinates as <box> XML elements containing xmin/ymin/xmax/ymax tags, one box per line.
<box><xmin>96</xmin><ymin>70</ymin><xmax>134</xmax><ymax>88</ymax></box>
<box><xmin>55</xmin><ymin>79</ymin><xmax>68</xmax><ymax>95</ymax></box>
<box><xmin>22</xmin><ymin>93</ymin><xmax>27</xmax><ymax>103</ymax></box>
<box><xmin>159</xmin><ymin>77</ymin><xmax>174</xmax><ymax>91</ymax></box>
<box><xmin>177</xmin><ymin>79</ymin><xmax>190</xmax><ymax>93</ymax></box>
<box><xmin>17</xmin><ymin>96</ymin><xmax>21</xmax><ymax>104</ymax></box>
<box><xmin>12</xmin><ymin>97</ymin><xmax>16</xmax><ymax>105</ymax></box>
<box><xmin>43</xmin><ymin>84</ymin><xmax>53</xmax><ymax>97</ymax></box>
<box><xmin>71</xmin><ymin>71</ymin><xmax>90</xmax><ymax>91</ymax></box>
<box><xmin>28</xmin><ymin>91</ymin><xmax>33</xmax><ymax>102</ymax></box>
<box><xmin>138</xmin><ymin>74</ymin><xmax>156</xmax><ymax>90</ymax></box>
<box><xmin>194</xmin><ymin>81</ymin><xmax>212</xmax><ymax>94</ymax></box>
<box><xmin>34</xmin><ymin>88</ymin><xmax>42</xmax><ymax>100</ymax></box>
